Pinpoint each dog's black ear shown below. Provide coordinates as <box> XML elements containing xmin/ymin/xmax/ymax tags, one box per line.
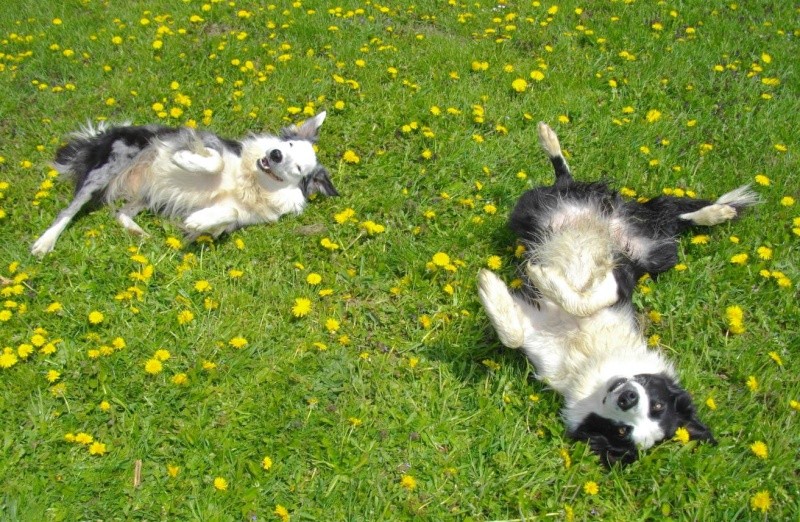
<box><xmin>674</xmin><ymin>389</ymin><xmax>716</xmax><ymax>444</ymax></box>
<box><xmin>281</xmin><ymin>111</ymin><xmax>326</xmax><ymax>143</ymax></box>
<box><xmin>300</xmin><ymin>166</ymin><xmax>338</xmax><ymax>198</ymax></box>
<box><xmin>578</xmin><ymin>432</ymin><xmax>639</xmax><ymax>468</ymax></box>
<box><xmin>571</xmin><ymin>414</ymin><xmax>639</xmax><ymax>467</ymax></box>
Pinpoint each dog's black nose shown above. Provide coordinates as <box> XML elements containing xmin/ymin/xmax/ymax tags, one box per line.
<box><xmin>269</xmin><ymin>149</ymin><xmax>283</xmax><ymax>163</ymax></box>
<box><xmin>617</xmin><ymin>389</ymin><xmax>639</xmax><ymax>411</ymax></box>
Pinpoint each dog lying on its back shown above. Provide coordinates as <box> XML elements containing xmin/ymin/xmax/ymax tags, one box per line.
<box><xmin>478</xmin><ymin>123</ymin><xmax>758</xmax><ymax>466</ymax></box>
<box><xmin>31</xmin><ymin>112</ymin><xmax>337</xmax><ymax>256</ymax></box>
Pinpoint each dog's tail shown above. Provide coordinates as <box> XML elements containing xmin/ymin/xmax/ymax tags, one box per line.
<box><xmin>537</xmin><ymin>122</ymin><xmax>572</xmax><ymax>185</ymax></box>
<box><xmin>715</xmin><ymin>184</ymin><xmax>760</xmax><ymax>211</ymax></box>
<box><xmin>53</xmin><ymin>121</ymin><xmax>118</xmax><ymax>180</ymax></box>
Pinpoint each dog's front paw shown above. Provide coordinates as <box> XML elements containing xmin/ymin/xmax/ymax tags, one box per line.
<box><xmin>184</xmin><ymin>207</ymin><xmax>238</xmax><ymax>234</ymax></box>
<box><xmin>477</xmin><ymin>269</ymin><xmax>525</xmax><ymax>348</ymax></box>
<box><xmin>172</xmin><ymin>149</ymin><xmax>223</xmax><ymax>174</ymax></box>
<box><xmin>31</xmin><ymin>235</ymin><xmax>56</xmax><ymax>257</ymax></box>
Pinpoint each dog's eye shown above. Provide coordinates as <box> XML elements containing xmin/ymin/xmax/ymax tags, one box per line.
<box><xmin>652</xmin><ymin>402</ymin><xmax>664</xmax><ymax>412</ymax></box>
<box><xmin>617</xmin><ymin>426</ymin><xmax>629</xmax><ymax>437</ymax></box>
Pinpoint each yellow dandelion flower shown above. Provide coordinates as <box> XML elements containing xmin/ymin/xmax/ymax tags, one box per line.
<box><xmin>780</xmin><ymin>196</ymin><xmax>795</xmax><ymax>206</ymax></box>
<box><xmin>673</xmin><ymin>427</ymin><xmax>690</xmax><ymax>444</ymax></box>
<box><xmin>431</xmin><ymin>252</ymin><xmax>450</xmax><ymax>267</ymax></box>
<box><xmin>749</xmin><ymin>441</ymin><xmax>768</xmax><ymax>459</ymax></box>
<box><xmin>400</xmin><ymin>474</ymin><xmax>417</xmax><ymax>490</ymax></box>
<box><xmin>756</xmin><ymin>246</ymin><xmax>773</xmax><ymax>260</ymax></box>
<box><xmin>262</xmin><ymin>456</ymin><xmax>273</xmax><ymax>470</ymax></box>
<box><xmin>99</xmin><ymin>400</ymin><xmax>111</xmax><ymax>411</ymax></box>
<box><xmin>334</xmin><ymin>208</ymin><xmax>356</xmax><ymax>224</ymax></box>
<box><xmin>88</xmin><ymin>311</ymin><xmax>105</xmax><ymax>324</ymax></box>
<box><xmin>559</xmin><ymin>447</ymin><xmax>572</xmax><ymax>469</ymax></box>
<box><xmin>325</xmin><ymin>318</ymin><xmax>340</xmax><ymax>332</ymax></box>
<box><xmin>530</xmin><ymin>71</ymin><xmax>545</xmax><ymax>82</ymax></box>
<box><xmin>274</xmin><ymin>505</ymin><xmax>290</xmax><ymax>522</ymax></box>
<box><xmin>0</xmin><ymin>351</ymin><xmax>19</xmax><ymax>368</ymax></box>
<box><xmin>360</xmin><ymin>220</ymin><xmax>385</xmax><ymax>235</ymax></box>
<box><xmin>419</xmin><ymin>315</ymin><xmax>432</xmax><ymax>329</ymax></box>
<box><xmin>17</xmin><ymin>344</ymin><xmax>33</xmax><ymax>359</ymax></box>
<box><xmin>691</xmin><ymin>235</ymin><xmax>710</xmax><ymax>245</ymax></box>
<box><xmin>144</xmin><ymin>359</ymin><xmax>163</xmax><ymax>375</ymax></box>
<box><xmin>46</xmin><ymin>302</ymin><xmax>63</xmax><ymax>313</ymax></box>
<box><xmin>292</xmin><ymin>298</ymin><xmax>312</xmax><ymax>317</ymax></box>
<box><xmin>342</xmin><ymin>150</ymin><xmax>360</xmax><ymax>164</ymax></box>
<box><xmin>511</xmin><ymin>78</ymin><xmax>528</xmax><ymax>92</ymax></box>
<box><xmin>154</xmin><ymin>349</ymin><xmax>170</xmax><ymax>361</ymax></box>
<box><xmin>75</xmin><ymin>432</ymin><xmax>94</xmax><ymax>445</ymax></box>
<box><xmin>320</xmin><ymin>237</ymin><xmax>340</xmax><ymax>250</ymax></box>
<box><xmin>705</xmin><ymin>397</ymin><xmax>717</xmax><ymax>410</ymax></box>
<box><xmin>746</xmin><ymin>376</ymin><xmax>758</xmax><ymax>392</ymax></box>
<box><xmin>730</xmin><ymin>253</ymin><xmax>749</xmax><ymax>265</ymax></box>
<box><xmin>750</xmin><ymin>491</ymin><xmax>771</xmax><ymax>513</ymax></box>
<box><xmin>306</xmin><ymin>273</ymin><xmax>322</xmax><ymax>285</ymax></box>
<box><xmin>177</xmin><ymin>309</ymin><xmax>194</xmax><ymax>325</ymax></box>
<box><xmin>88</xmin><ymin>441</ymin><xmax>107</xmax><ymax>456</ymax></box>
<box><xmin>171</xmin><ymin>373</ymin><xmax>188</xmax><ymax>385</ymax></box>
<box><xmin>646</xmin><ymin>109</ymin><xmax>662</xmax><ymax>123</ymax></box>
<box><xmin>194</xmin><ymin>280</ymin><xmax>211</xmax><ymax>292</ymax></box>
<box><xmin>213</xmin><ymin>477</ymin><xmax>228</xmax><ymax>491</ymax></box>
<box><xmin>486</xmin><ymin>256</ymin><xmax>502</xmax><ymax>270</ymax></box>
<box><xmin>229</xmin><ymin>336</ymin><xmax>248</xmax><ymax>349</ymax></box>
<box><xmin>46</xmin><ymin>370</ymin><xmax>61</xmax><ymax>383</ymax></box>
<box><xmin>167</xmin><ymin>465</ymin><xmax>180</xmax><ymax>478</ymax></box>
<box><xmin>754</xmin><ymin>174</ymin><xmax>770</xmax><ymax>186</ymax></box>
<box><xmin>583</xmin><ymin>481</ymin><xmax>599</xmax><ymax>495</ymax></box>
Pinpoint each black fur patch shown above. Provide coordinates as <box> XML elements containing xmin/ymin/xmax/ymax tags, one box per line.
<box><xmin>509</xmin><ymin>176</ymin><xmax>727</xmax><ymax>303</ymax></box>
<box><xmin>300</xmin><ymin>165</ymin><xmax>339</xmax><ymax>198</ymax></box>
<box><xmin>571</xmin><ymin>413</ymin><xmax>639</xmax><ymax>467</ymax></box>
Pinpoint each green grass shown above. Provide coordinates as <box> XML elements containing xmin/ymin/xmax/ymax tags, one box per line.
<box><xmin>1</xmin><ymin>1</ymin><xmax>798</xmax><ymax>520</ymax></box>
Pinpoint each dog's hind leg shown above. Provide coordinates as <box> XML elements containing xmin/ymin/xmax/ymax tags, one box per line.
<box><xmin>526</xmin><ymin>262</ymin><xmax>618</xmax><ymax>317</ymax></box>
<box><xmin>679</xmin><ymin>185</ymin><xmax>759</xmax><ymax>226</ymax></box>
<box><xmin>116</xmin><ymin>202</ymin><xmax>148</xmax><ymax>236</ymax></box>
<box><xmin>537</xmin><ymin>122</ymin><xmax>572</xmax><ymax>184</ymax></box>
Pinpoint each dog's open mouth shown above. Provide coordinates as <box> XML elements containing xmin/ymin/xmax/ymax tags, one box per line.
<box><xmin>257</xmin><ymin>157</ymin><xmax>284</xmax><ymax>182</ymax></box>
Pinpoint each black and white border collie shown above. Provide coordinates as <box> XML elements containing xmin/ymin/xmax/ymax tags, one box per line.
<box><xmin>31</xmin><ymin>112</ymin><xmax>338</xmax><ymax>256</ymax></box>
<box><xmin>478</xmin><ymin>122</ymin><xmax>758</xmax><ymax>466</ymax></box>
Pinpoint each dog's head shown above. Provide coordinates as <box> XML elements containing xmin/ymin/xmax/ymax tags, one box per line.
<box><xmin>570</xmin><ymin>373</ymin><xmax>715</xmax><ymax>466</ymax></box>
<box><xmin>255</xmin><ymin>111</ymin><xmax>338</xmax><ymax>197</ymax></box>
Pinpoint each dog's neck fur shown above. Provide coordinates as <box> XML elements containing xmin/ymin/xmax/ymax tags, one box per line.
<box><xmin>553</xmin><ymin>309</ymin><xmax>676</xmax><ymax>430</ymax></box>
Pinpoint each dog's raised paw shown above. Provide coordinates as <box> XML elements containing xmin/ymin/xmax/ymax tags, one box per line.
<box><xmin>477</xmin><ymin>269</ymin><xmax>525</xmax><ymax>348</ymax></box>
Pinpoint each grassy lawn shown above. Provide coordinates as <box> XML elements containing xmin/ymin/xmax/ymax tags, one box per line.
<box><xmin>1</xmin><ymin>0</ymin><xmax>798</xmax><ymax>519</ymax></box>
